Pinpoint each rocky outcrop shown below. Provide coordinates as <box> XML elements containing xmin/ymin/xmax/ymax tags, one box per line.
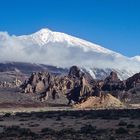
<box><xmin>104</xmin><ymin>71</ymin><xmax>120</xmax><ymax>83</ymax></box>
<box><xmin>68</xmin><ymin>66</ymin><xmax>82</xmax><ymax>78</ymax></box>
<box><xmin>21</xmin><ymin>66</ymin><xmax>140</xmax><ymax>107</ymax></box>
<box><xmin>21</xmin><ymin>72</ymin><xmax>51</xmax><ymax>93</ymax></box>
<box><xmin>21</xmin><ymin>66</ymin><xmax>93</xmax><ymax>103</ymax></box>
<box><xmin>102</xmin><ymin>71</ymin><xmax>126</xmax><ymax>91</ymax></box>
<box><xmin>126</xmin><ymin>72</ymin><xmax>140</xmax><ymax>90</ymax></box>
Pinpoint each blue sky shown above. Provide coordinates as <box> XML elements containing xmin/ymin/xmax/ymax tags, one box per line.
<box><xmin>0</xmin><ymin>0</ymin><xmax>140</xmax><ymax>57</ymax></box>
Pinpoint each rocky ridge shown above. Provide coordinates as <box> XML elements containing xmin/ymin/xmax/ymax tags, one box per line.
<box><xmin>20</xmin><ymin>65</ymin><xmax>140</xmax><ymax>108</ymax></box>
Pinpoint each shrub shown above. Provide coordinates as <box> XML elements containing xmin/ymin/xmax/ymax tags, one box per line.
<box><xmin>28</xmin><ymin>124</ymin><xmax>39</xmax><ymax>127</ymax></box>
<box><xmin>4</xmin><ymin>113</ymin><xmax>11</xmax><ymax>117</ymax></box>
<box><xmin>3</xmin><ymin>125</ymin><xmax>36</xmax><ymax>137</ymax></box>
<box><xmin>118</xmin><ymin>120</ymin><xmax>127</xmax><ymax>126</ymax></box>
<box><xmin>19</xmin><ymin>119</ymin><xmax>28</xmax><ymax>121</ymax></box>
<box><xmin>109</xmin><ymin>136</ymin><xmax>116</xmax><ymax>140</ymax></box>
<box><xmin>127</xmin><ymin>124</ymin><xmax>135</xmax><ymax>128</ymax></box>
<box><xmin>80</xmin><ymin>124</ymin><xmax>96</xmax><ymax>134</ymax></box>
<box><xmin>41</xmin><ymin>127</ymin><xmax>55</xmax><ymax>135</ymax></box>
<box><xmin>56</xmin><ymin>116</ymin><xmax>62</xmax><ymax>121</ymax></box>
<box><xmin>59</xmin><ymin>128</ymin><xmax>76</xmax><ymax>135</ymax></box>
<box><xmin>115</xmin><ymin>127</ymin><xmax>128</xmax><ymax>134</ymax></box>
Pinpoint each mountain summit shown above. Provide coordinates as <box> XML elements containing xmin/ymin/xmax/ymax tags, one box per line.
<box><xmin>0</xmin><ymin>28</ymin><xmax>140</xmax><ymax>79</ymax></box>
<box><xmin>19</xmin><ymin>28</ymin><xmax>120</xmax><ymax>55</ymax></box>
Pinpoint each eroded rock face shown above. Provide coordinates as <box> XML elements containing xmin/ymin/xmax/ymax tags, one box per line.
<box><xmin>68</xmin><ymin>66</ymin><xmax>82</xmax><ymax>78</ymax></box>
<box><xmin>126</xmin><ymin>72</ymin><xmax>140</xmax><ymax>90</ymax></box>
<box><xmin>21</xmin><ymin>66</ymin><xmax>140</xmax><ymax>106</ymax></box>
<box><xmin>104</xmin><ymin>71</ymin><xmax>120</xmax><ymax>83</ymax></box>
<box><xmin>102</xmin><ymin>71</ymin><xmax>126</xmax><ymax>91</ymax></box>
<box><xmin>21</xmin><ymin>69</ymin><xmax>120</xmax><ymax>104</ymax></box>
<box><xmin>21</xmin><ymin>66</ymin><xmax>93</xmax><ymax>103</ymax></box>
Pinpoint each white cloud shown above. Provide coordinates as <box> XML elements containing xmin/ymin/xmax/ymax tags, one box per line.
<box><xmin>0</xmin><ymin>31</ymin><xmax>139</xmax><ymax>75</ymax></box>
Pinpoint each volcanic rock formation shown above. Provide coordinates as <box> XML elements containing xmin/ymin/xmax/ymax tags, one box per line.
<box><xmin>102</xmin><ymin>71</ymin><xmax>126</xmax><ymax>91</ymax></box>
<box><xmin>21</xmin><ymin>66</ymin><xmax>128</xmax><ymax>108</ymax></box>
<box><xmin>21</xmin><ymin>66</ymin><xmax>94</xmax><ymax>103</ymax></box>
<box><xmin>126</xmin><ymin>72</ymin><xmax>140</xmax><ymax>90</ymax></box>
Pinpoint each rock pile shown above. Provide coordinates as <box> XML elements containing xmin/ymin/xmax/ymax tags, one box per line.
<box><xmin>74</xmin><ymin>94</ymin><xmax>124</xmax><ymax>109</ymax></box>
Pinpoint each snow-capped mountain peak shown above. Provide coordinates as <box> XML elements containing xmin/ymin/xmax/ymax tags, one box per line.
<box><xmin>37</xmin><ymin>28</ymin><xmax>52</xmax><ymax>33</ymax></box>
<box><xmin>0</xmin><ymin>28</ymin><xmax>140</xmax><ymax>80</ymax></box>
<box><xmin>19</xmin><ymin>28</ymin><xmax>118</xmax><ymax>55</ymax></box>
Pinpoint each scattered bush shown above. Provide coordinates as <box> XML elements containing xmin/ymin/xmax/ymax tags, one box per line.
<box><xmin>59</xmin><ymin>128</ymin><xmax>76</xmax><ymax>135</ymax></box>
<box><xmin>28</xmin><ymin>124</ymin><xmax>40</xmax><ymax>127</ymax></box>
<box><xmin>19</xmin><ymin>119</ymin><xmax>28</xmax><ymax>121</ymax></box>
<box><xmin>56</xmin><ymin>116</ymin><xmax>62</xmax><ymax>121</ymax></box>
<box><xmin>41</xmin><ymin>127</ymin><xmax>55</xmax><ymax>135</ymax></box>
<box><xmin>16</xmin><ymin>113</ymin><xmax>32</xmax><ymax>118</ymax></box>
<box><xmin>118</xmin><ymin>120</ymin><xmax>127</xmax><ymax>126</ymax></box>
<box><xmin>4</xmin><ymin>113</ymin><xmax>11</xmax><ymax>117</ymax></box>
<box><xmin>115</xmin><ymin>127</ymin><xmax>128</xmax><ymax>134</ymax></box>
<box><xmin>109</xmin><ymin>136</ymin><xmax>116</xmax><ymax>140</ymax></box>
<box><xmin>127</xmin><ymin>124</ymin><xmax>135</xmax><ymax>128</ymax></box>
<box><xmin>80</xmin><ymin>124</ymin><xmax>96</xmax><ymax>134</ymax></box>
<box><xmin>2</xmin><ymin>125</ymin><xmax>37</xmax><ymax>137</ymax></box>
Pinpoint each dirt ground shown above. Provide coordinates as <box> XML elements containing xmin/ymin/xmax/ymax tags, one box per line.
<box><xmin>0</xmin><ymin>87</ymin><xmax>140</xmax><ymax>140</ymax></box>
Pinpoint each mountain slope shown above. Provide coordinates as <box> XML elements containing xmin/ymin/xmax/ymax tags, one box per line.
<box><xmin>0</xmin><ymin>28</ymin><xmax>140</xmax><ymax>79</ymax></box>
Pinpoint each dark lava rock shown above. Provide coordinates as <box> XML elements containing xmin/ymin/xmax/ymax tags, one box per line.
<box><xmin>68</xmin><ymin>66</ymin><xmax>82</xmax><ymax>78</ymax></box>
<box><xmin>126</xmin><ymin>72</ymin><xmax>140</xmax><ymax>90</ymax></box>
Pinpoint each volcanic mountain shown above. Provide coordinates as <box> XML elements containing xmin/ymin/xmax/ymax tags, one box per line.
<box><xmin>0</xmin><ymin>28</ymin><xmax>139</xmax><ymax>79</ymax></box>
